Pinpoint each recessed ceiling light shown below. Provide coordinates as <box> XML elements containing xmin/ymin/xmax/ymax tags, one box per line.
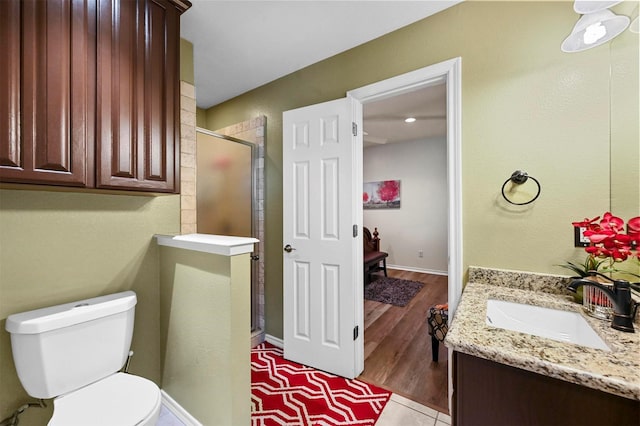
<box><xmin>404</xmin><ymin>117</ymin><xmax>416</xmax><ymax>123</ymax></box>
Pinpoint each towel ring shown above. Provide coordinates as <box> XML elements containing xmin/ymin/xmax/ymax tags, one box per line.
<box><xmin>501</xmin><ymin>170</ymin><xmax>541</xmax><ymax>205</ymax></box>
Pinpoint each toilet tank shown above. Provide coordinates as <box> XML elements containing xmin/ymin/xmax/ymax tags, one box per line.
<box><xmin>5</xmin><ymin>291</ymin><xmax>137</xmax><ymax>399</ymax></box>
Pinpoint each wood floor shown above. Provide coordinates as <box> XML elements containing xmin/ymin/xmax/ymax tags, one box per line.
<box><xmin>358</xmin><ymin>269</ymin><xmax>449</xmax><ymax>414</ymax></box>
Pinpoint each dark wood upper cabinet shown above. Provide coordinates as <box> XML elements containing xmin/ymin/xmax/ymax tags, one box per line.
<box><xmin>0</xmin><ymin>0</ymin><xmax>190</xmax><ymax>193</ymax></box>
<box><xmin>96</xmin><ymin>0</ymin><xmax>183</xmax><ymax>192</ymax></box>
<box><xmin>0</xmin><ymin>0</ymin><xmax>96</xmax><ymax>187</ymax></box>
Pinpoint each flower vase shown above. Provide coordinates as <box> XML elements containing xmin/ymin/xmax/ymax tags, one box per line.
<box><xmin>582</xmin><ymin>275</ymin><xmax>614</xmax><ymax>320</ymax></box>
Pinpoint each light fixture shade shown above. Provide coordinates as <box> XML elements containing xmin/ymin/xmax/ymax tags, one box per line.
<box><xmin>631</xmin><ymin>16</ymin><xmax>639</xmax><ymax>33</ymax></box>
<box><xmin>561</xmin><ymin>9</ymin><xmax>630</xmax><ymax>52</ymax></box>
<box><xmin>573</xmin><ymin>0</ymin><xmax>623</xmax><ymax>14</ymax></box>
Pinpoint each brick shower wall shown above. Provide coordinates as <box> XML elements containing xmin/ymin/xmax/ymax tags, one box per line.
<box><xmin>180</xmin><ymin>81</ymin><xmax>197</xmax><ymax>234</ymax></box>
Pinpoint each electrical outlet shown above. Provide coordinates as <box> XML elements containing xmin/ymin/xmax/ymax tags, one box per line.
<box><xmin>418</xmin><ymin>250</ymin><xmax>424</xmax><ymax>258</ymax></box>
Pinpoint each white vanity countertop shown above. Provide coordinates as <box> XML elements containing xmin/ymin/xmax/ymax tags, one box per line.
<box><xmin>155</xmin><ymin>233</ymin><xmax>259</xmax><ymax>256</ymax></box>
<box><xmin>445</xmin><ymin>281</ymin><xmax>640</xmax><ymax>401</ymax></box>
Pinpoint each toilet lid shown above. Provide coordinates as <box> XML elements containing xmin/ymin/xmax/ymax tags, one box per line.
<box><xmin>49</xmin><ymin>373</ymin><xmax>160</xmax><ymax>426</ymax></box>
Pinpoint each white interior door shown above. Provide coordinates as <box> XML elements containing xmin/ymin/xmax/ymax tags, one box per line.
<box><xmin>283</xmin><ymin>97</ymin><xmax>363</xmax><ymax>379</ymax></box>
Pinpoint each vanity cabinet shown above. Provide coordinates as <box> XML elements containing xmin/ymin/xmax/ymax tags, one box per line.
<box><xmin>0</xmin><ymin>0</ymin><xmax>190</xmax><ymax>193</ymax></box>
<box><xmin>453</xmin><ymin>351</ymin><xmax>639</xmax><ymax>426</ymax></box>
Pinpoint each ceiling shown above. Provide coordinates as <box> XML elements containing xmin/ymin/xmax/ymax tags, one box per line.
<box><xmin>363</xmin><ymin>82</ymin><xmax>446</xmax><ymax>147</ymax></box>
<box><xmin>180</xmin><ymin>0</ymin><xmax>461</xmax><ymax>109</ymax></box>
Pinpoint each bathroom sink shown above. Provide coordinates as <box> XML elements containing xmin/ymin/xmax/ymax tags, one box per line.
<box><xmin>486</xmin><ymin>299</ymin><xmax>610</xmax><ymax>351</ymax></box>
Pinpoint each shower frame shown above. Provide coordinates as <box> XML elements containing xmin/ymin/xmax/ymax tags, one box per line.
<box><xmin>195</xmin><ymin>127</ymin><xmax>261</xmax><ymax>333</ymax></box>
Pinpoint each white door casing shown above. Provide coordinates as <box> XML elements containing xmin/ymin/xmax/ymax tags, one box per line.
<box><xmin>283</xmin><ymin>97</ymin><xmax>363</xmax><ymax>379</ymax></box>
<box><xmin>348</xmin><ymin>57</ymin><xmax>462</xmax><ymax>412</ymax></box>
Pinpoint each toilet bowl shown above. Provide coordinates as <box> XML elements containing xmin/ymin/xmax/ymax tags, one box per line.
<box><xmin>48</xmin><ymin>373</ymin><xmax>161</xmax><ymax>426</ymax></box>
<box><xmin>5</xmin><ymin>291</ymin><xmax>160</xmax><ymax>426</ymax></box>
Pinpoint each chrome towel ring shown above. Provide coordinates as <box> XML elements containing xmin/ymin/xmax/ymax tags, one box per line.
<box><xmin>501</xmin><ymin>170</ymin><xmax>541</xmax><ymax>205</ymax></box>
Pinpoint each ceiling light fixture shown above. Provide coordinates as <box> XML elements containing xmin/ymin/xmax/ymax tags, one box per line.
<box><xmin>573</xmin><ymin>0</ymin><xmax>623</xmax><ymax>14</ymax></box>
<box><xmin>404</xmin><ymin>117</ymin><xmax>416</xmax><ymax>123</ymax></box>
<box><xmin>561</xmin><ymin>9</ymin><xmax>630</xmax><ymax>52</ymax></box>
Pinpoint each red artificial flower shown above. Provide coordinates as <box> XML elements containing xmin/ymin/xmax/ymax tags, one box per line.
<box><xmin>363</xmin><ymin>192</ymin><xmax>369</xmax><ymax>203</ymax></box>
<box><xmin>628</xmin><ymin>217</ymin><xmax>640</xmax><ymax>246</ymax></box>
<box><xmin>600</xmin><ymin>212</ymin><xmax>625</xmax><ymax>233</ymax></box>
<box><xmin>572</xmin><ymin>216</ymin><xmax>600</xmax><ymax>228</ymax></box>
<box><xmin>574</xmin><ymin>212</ymin><xmax>638</xmax><ymax>263</ymax></box>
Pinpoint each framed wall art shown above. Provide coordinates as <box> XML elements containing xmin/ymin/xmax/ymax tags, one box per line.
<box><xmin>363</xmin><ymin>180</ymin><xmax>401</xmax><ymax>209</ymax></box>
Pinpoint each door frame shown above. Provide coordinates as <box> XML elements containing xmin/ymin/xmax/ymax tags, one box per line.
<box><xmin>347</xmin><ymin>57</ymin><xmax>462</xmax><ymax>410</ymax></box>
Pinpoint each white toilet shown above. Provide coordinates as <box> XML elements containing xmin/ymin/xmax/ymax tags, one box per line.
<box><xmin>5</xmin><ymin>291</ymin><xmax>161</xmax><ymax>426</ymax></box>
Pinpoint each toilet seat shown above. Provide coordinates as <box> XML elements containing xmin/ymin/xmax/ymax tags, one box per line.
<box><xmin>48</xmin><ymin>373</ymin><xmax>161</xmax><ymax>426</ymax></box>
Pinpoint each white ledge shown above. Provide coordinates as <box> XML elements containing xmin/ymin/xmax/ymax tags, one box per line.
<box><xmin>155</xmin><ymin>233</ymin><xmax>259</xmax><ymax>256</ymax></box>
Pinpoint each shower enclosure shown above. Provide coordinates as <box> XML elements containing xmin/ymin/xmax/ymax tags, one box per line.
<box><xmin>196</xmin><ymin>129</ymin><xmax>259</xmax><ymax>331</ymax></box>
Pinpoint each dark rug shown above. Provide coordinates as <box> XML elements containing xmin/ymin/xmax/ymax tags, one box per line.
<box><xmin>364</xmin><ymin>277</ymin><xmax>424</xmax><ymax>307</ymax></box>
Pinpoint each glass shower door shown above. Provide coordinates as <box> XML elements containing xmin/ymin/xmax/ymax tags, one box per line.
<box><xmin>196</xmin><ymin>131</ymin><xmax>257</xmax><ymax>330</ymax></box>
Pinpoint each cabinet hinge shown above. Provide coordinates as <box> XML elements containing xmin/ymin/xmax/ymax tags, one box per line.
<box><xmin>352</xmin><ymin>122</ymin><xmax>357</xmax><ymax>136</ymax></box>
<box><xmin>353</xmin><ymin>325</ymin><xmax>359</xmax><ymax>341</ymax></box>
<box><xmin>353</xmin><ymin>224</ymin><xmax>358</xmax><ymax>238</ymax></box>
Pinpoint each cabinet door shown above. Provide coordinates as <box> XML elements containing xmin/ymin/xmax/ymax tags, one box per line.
<box><xmin>0</xmin><ymin>0</ymin><xmax>95</xmax><ymax>187</ymax></box>
<box><xmin>96</xmin><ymin>0</ymin><xmax>181</xmax><ymax>193</ymax></box>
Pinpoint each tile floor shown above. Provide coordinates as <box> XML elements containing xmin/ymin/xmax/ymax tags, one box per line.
<box><xmin>157</xmin><ymin>405</ymin><xmax>186</xmax><ymax>426</ymax></box>
<box><xmin>157</xmin><ymin>394</ymin><xmax>450</xmax><ymax>425</ymax></box>
<box><xmin>376</xmin><ymin>394</ymin><xmax>451</xmax><ymax>426</ymax></box>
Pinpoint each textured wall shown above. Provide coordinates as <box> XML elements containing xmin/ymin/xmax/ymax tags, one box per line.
<box><xmin>159</xmin><ymin>248</ymin><xmax>250</xmax><ymax>425</ymax></box>
<box><xmin>0</xmin><ymin>190</ymin><xmax>180</xmax><ymax>423</ymax></box>
<box><xmin>364</xmin><ymin>138</ymin><xmax>448</xmax><ymax>274</ymax></box>
<box><xmin>202</xmin><ymin>1</ymin><xmax>638</xmax><ymax>339</ymax></box>
<box><xmin>179</xmin><ymin>38</ymin><xmax>194</xmax><ymax>85</ymax></box>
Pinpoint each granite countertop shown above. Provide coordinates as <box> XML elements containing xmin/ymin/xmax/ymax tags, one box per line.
<box><xmin>445</xmin><ymin>279</ymin><xmax>640</xmax><ymax>401</ymax></box>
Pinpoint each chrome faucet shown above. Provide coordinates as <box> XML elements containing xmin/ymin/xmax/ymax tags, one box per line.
<box><xmin>568</xmin><ymin>273</ymin><xmax>640</xmax><ymax>333</ymax></box>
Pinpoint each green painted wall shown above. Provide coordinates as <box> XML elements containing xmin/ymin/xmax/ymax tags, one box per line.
<box><xmin>202</xmin><ymin>1</ymin><xmax>639</xmax><ymax>339</ymax></box>
<box><xmin>196</xmin><ymin>107</ymin><xmax>209</xmax><ymax>128</ymax></box>
<box><xmin>610</xmin><ymin>16</ymin><xmax>640</xmax><ymax>221</ymax></box>
<box><xmin>0</xmin><ymin>190</ymin><xmax>180</xmax><ymax>423</ymax></box>
<box><xmin>159</xmin><ymin>248</ymin><xmax>250</xmax><ymax>425</ymax></box>
<box><xmin>180</xmin><ymin>38</ymin><xmax>195</xmax><ymax>85</ymax></box>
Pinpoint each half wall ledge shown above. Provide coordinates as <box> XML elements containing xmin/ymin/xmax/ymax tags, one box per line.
<box><xmin>155</xmin><ymin>233</ymin><xmax>259</xmax><ymax>256</ymax></box>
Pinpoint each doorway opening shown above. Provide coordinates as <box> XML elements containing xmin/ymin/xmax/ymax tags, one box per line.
<box><xmin>358</xmin><ymin>82</ymin><xmax>449</xmax><ymax>412</ymax></box>
<box><xmin>280</xmin><ymin>58</ymin><xmax>461</xmax><ymax>413</ymax></box>
<box><xmin>348</xmin><ymin>57</ymin><xmax>462</xmax><ymax>413</ymax></box>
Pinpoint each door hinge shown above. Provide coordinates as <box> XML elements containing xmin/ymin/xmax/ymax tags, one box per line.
<box><xmin>353</xmin><ymin>325</ymin><xmax>359</xmax><ymax>341</ymax></box>
<box><xmin>352</xmin><ymin>122</ymin><xmax>357</xmax><ymax>136</ymax></box>
<box><xmin>353</xmin><ymin>224</ymin><xmax>358</xmax><ymax>238</ymax></box>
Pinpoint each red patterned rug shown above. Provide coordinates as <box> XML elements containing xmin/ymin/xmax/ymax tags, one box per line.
<box><xmin>251</xmin><ymin>343</ymin><xmax>391</xmax><ymax>426</ymax></box>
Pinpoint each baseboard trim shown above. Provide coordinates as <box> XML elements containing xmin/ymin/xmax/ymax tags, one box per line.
<box><xmin>265</xmin><ymin>334</ymin><xmax>284</xmax><ymax>348</ymax></box>
<box><xmin>387</xmin><ymin>265</ymin><xmax>448</xmax><ymax>276</ymax></box>
<box><xmin>161</xmin><ymin>390</ymin><xmax>203</xmax><ymax>426</ymax></box>
<box><xmin>251</xmin><ymin>329</ymin><xmax>265</xmax><ymax>348</ymax></box>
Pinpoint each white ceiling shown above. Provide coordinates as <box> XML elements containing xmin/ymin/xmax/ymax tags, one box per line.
<box><xmin>180</xmin><ymin>0</ymin><xmax>461</xmax><ymax>109</ymax></box>
<box><xmin>363</xmin><ymin>82</ymin><xmax>446</xmax><ymax>147</ymax></box>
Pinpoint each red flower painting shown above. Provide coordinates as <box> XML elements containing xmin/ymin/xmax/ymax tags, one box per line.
<box><xmin>377</xmin><ymin>180</ymin><xmax>400</xmax><ymax>204</ymax></box>
<box><xmin>363</xmin><ymin>180</ymin><xmax>401</xmax><ymax>209</ymax></box>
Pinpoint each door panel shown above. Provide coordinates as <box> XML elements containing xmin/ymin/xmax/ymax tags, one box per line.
<box><xmin>0</xmin><ymin>0</ymin><xmax>21</xmax><ymax>168</ymax></box>
<box><xmin>0</xmin><ymin>0</ymin><xmax>95</xmax><ymax>186</ymax></box>
<box><xmin>96</xmin><ymin>0</ymin><xmax>178</xmax><ymax>192</ymax></box>
<box><xmin>283</xmin><ymin>98</ymin><xmax>362</xmax><ymax>378</ymax></box>
<box><xmin>293</xmin><ymin>261</ymin><xmax>311</xmax><ymax>340</ymax></box>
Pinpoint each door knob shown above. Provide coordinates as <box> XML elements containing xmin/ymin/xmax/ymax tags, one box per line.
<box><xmin>284</xmin><ymin>244</ymin><xmax>296</xmax><ymax>253</ymax></box>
